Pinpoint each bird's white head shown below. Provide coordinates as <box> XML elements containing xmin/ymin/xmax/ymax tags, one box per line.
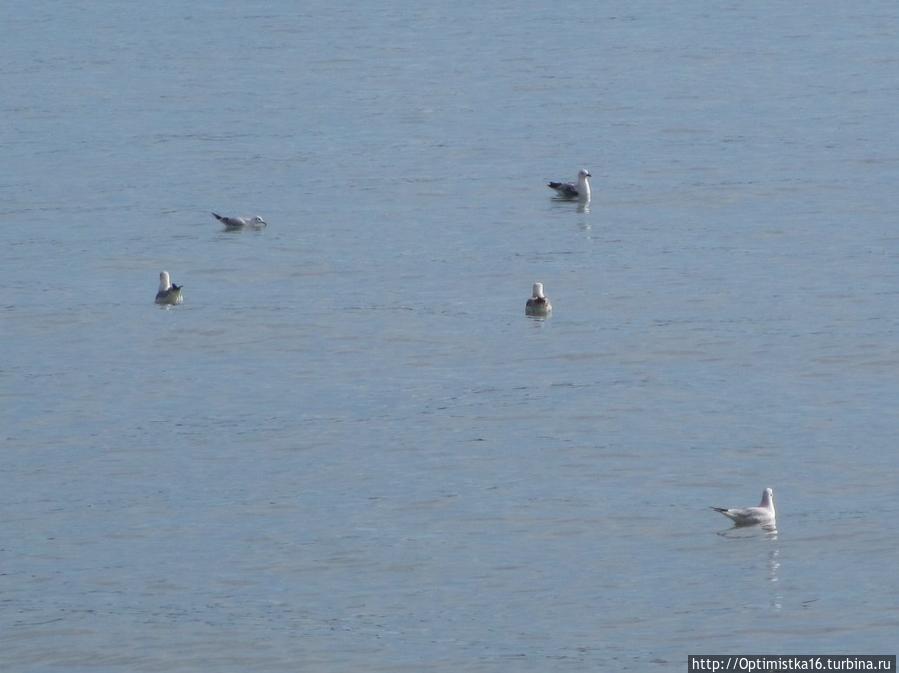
<box><xmin>532</xmin><ymin>282</ymin><xmax>545</xmax><ymax>299</ymax></box>
<box><xmin>159</xmin><ymin>271</ymin><xmax>172</xmax><ymax>292</ymax></box>
<box><xmin>576</xmin><ymin>169</ymin><xmax>592</xmax><ymax>200</ymax></box>
<box><xmin>761</xmin><ymin>487</ymin><xmax>775</xmax><ymax>510</ymax></box>
<box><xmin>250</xmin><ymin>216</ymin><xmax>266</xmax><ymax>226</ymax></box>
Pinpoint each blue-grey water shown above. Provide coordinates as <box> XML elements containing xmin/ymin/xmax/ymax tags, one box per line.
<box><xmin>3</xmin><ymin>2</ymin><xmax>899</xmax><ymax>671</ymax></box>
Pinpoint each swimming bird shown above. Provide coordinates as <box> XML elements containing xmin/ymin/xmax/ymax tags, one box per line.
<box><xmin>525</xmin><ymin>282</ymin><xmax>552</xmax><ymax>316</ymax></box>
<box><xmin>212</xmin><ymin>212</ymin><xmax>267</xmax><ymax>229</ymax></box>
<box><xmin>155</xmin><ymin>271</ymin><xmax>183</xmax><ymax>305</ymax></box>
<box><xmin>548</xmin><ymin>168</ymin><xmax>592</xmax><ymax>201</ymax></box>
<box><xmin>711</xmin><ymin>488</ymin><xmax>776</xmax><ymax>526</ymax></box>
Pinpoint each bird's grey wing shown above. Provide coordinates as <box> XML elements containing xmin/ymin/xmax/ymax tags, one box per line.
<box><xmin>720</xmin><ymin>506</ymin><xmax>772</xmax><ymax>525</ymax></box>
<box><xmin>212</xmin><ymin>212</ymin><xmax>244</xmax><ymax>227</ymax></box>
<box><xmin>740</xmin><ymin>506</ymin><xmax>773</xmax><ymax>521</ymax></box>
<box><xmin>548</xmin><ymin>181</ymin><xmax>579</xmax><ymax>197</ymax></box>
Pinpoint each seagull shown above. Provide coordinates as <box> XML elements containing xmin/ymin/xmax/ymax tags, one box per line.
<box><xmin>155</xmin><ymin>271</ymin><xmax>183</xmax><ymax>305</ymax></box>
<box><xmin>525</xmin><ymin>282</ymin><xmax>552</xmax><ymax>316</ymax></box>
<box><xmin>711</xmin><ymin>488</ymin><xmax>776</xmax><ymax>526</ymax></box>
<box><xmin>548</xmin><ymin>168</ymin><xmax>592</xmax><ymax>201</ymax></box>
<box><xmin>212</xmin><ymin>212</ymin><xmax>267</xmax><ymax>229</ymax></box>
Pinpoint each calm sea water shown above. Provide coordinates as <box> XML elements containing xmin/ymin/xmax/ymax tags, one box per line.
<box><xmin>3</xmin><ymin>2</ymin><xmax>899</xmax><ymax>671</ymax></box>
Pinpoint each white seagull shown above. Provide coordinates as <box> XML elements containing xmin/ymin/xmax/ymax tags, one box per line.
<box><xmin>525</xmin><ymin>282</ymin><xmax>552</xmax><ymax>316</ymax></box>
<box><xmin>212</xmin><ymin>212</ymin><xmax>267</xmax><ymax>229</ymax></box>
<box><xmin>548</xmin><ymin>168</ymin><xmax>592</xmax><ymax>201</ymax></box>
<box><xmin>711</xmin><ymin>488</ymin><xmax>776</xmax><ymax>526</ymax></box>
<box><xmin>155</xmin><ymin>271</ymin><xmax>183</xmax><ymax>305</ymax></box>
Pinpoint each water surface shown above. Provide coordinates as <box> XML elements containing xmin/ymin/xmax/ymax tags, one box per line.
<box><xmin>3</xmin><ymin>2</ymin><xmax>899</xmax><ymax>671</ymax></box>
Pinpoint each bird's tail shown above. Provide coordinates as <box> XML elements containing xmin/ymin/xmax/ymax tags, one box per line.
<box><xmin>212</xmin><ymin>212</ymin><xmax>224</xmax><ymax>222</ymax></box>
<box><xmin>710</xmin><ymin>507</ymin><xmax>728</xmax><ymax>514</ymax></box>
